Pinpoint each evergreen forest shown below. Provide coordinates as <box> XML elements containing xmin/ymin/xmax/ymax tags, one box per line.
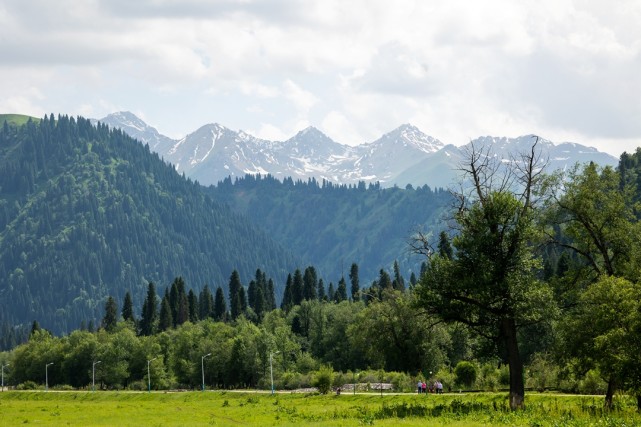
<box><xmin>0</xmin><ymin>115</ymin><xmax>297</xmax><ymax>335</ymax></box>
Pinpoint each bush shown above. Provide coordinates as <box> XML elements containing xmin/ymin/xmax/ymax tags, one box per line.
<box><xmin>578</xmin><ymin>369</ymin><xmax>607</xmax><ymax>395</ymax></box>
<box><xmin>454</xmin><ymin>361</ymin><xmax>477</xmax><ymax>389</ymax></box>
<box><xmin>312</xmin><ymin>365</ymin><xmax>334</xmax><ymax>394</ymax></box>
<box><xmin>16</xmin><ymin>380</ymin><xmax>38</xmax><ymax>390</ymax></box>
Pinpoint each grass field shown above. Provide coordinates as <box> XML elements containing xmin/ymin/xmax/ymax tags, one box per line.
<box><xmin>0</xmin><ymin>390</ymin><xmax>639</xmax><ymax>426</ymax></box>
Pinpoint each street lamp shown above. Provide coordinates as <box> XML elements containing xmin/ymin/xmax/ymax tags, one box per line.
<box><xmin>92</xmin><ymin>361</ymin><xmax>102</xmax><ymax>392</ymax></box>
<box><xmin>1</xmin><ymin>363</ymin><xmax>9</xmax><ymax>392</ymax></box>
<box><xmin>201</xmin><ymin>353</ymin><xmax>211</xmax><ymax>392</ymax></box>
<box><xmin>45</xmin><ymin>362</ymin><xmax>53</xmax><ymax>391</ymax></box>
<box><xmin>269</xmin><ymin>351</ymin><xmax>280</xmax><ymax>395</ymax></box>
<box><xmin>353</xmin><ymin>370</ymin><xmax>358</xmax><ymax>395</ymax></box>
<box><xmin>147</xmin><ymin>357</ymin><xmax>157</xmax><ymax>393</ymax></box>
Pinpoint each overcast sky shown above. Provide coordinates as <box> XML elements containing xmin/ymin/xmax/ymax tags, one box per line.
<box><xmin>1</xmin><ymin>0</ymin><xmax>640</xmax><ymax>156</ymax></box>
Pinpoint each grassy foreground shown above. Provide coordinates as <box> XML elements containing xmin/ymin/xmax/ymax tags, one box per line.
<box><xmin>0</xmin><ymin>390</ymin><xmax>639</xmax><ymax>426</ymax></box>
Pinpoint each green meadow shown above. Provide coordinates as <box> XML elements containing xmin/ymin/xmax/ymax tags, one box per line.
<box><xmin>0</xmin><ymin>391</ymin><xmax>639</xmax><ymax>426</ymax></box>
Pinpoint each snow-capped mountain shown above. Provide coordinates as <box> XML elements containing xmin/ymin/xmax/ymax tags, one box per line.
<box><xmin>92</xmin><ymin>111</ymin><xmax>174</xmax><ymax>154</ymax></box>
<box><xmin>96</xmin><ymin>112</ymin><xmax>619</xmax><ymax>188</ymax></box>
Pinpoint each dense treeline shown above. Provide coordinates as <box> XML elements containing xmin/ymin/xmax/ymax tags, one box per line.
<box><xmin>206</xmin><ymin>174</ymin><xmax>451</xmax><ymax>283</ymax></box>
<box><xmin>0</xmin><ymin>115</ymin><xmax>297</xmax><ymax>335</ymax></box>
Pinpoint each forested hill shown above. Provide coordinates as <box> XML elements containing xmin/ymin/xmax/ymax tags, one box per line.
<box><xmin>0</xmin><ymin>115</ymin><xmax>298</xmax><ymax>334</ymax></box>
<box><xmin>206</xmin><ymin>175</ymin><xmax>452</xmax><ymax>283</ymax></box>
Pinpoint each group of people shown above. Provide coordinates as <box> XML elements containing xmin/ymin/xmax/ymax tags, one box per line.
<box><xmin>417</xmin><ymin>380</ymin><xmax>443</xmax><ymax>394</ymax></box>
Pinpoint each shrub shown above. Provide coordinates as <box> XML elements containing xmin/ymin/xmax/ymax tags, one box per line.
<box><xmin>454</xmin><ymin>361</ymin><xmax>477</xmax><ymax>389</ymax></box>
<box><xmin>312</xmin><ymin>365</ymin><xmax>334</xmax><ymax>394</ymax></box>
<box><xmin>16</xmin><ymin>380</ymin><xmax>38</xmax><ymax>390</ymax></box>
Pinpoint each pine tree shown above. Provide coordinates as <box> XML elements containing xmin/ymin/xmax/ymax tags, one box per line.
<box><xmin>392</xmin><ymin>260</ymin><xmax>405</xmax><ymax>291</ymax></box>
<box><xmin>438</xmin><ymin>231</ymin><xmax>453</xmax><ymax>259</ymax></box>
<box><xmin>199</xmin><ymin>285</ymin><xmax>214</xmax><ymax>319</ymax></box>
<box><xmin>327</xmin><ymin>282</ymin><xmax>335</xmax><ymax>302</ymax></box>
<box><xmin>266</xmin><ymin>279</ymin><xmax>276</xmax><ymax>310</ymax></box>
<box><xmin>102</xmin><ymin>296</ymin><xmax>118</xmax><ymax>332</ymax></box>
<box><xmin>317</xmin><ymin>278</ymin><xmax>326</xmax><ymax>301</ymax></box>
<box><xmin>349</xmin><ymin>263</ymin><xmax>360</xmax><ymax>301</ymax></box>
<box><xmin>214</xmin><ymin>286</ymin><xmax>227</xmax><ymax>322</ymax></box>
<box><xmin>188</xmin><ymin>289</ymin><xmax>199</xmax><ymax>323</ymax></box>
<box><xmin>292</xmin><ymin>269</ymin><xmax>304</xmax><ymax>305</ymax></box>
<box><xmin>335</xmin><ymin>277</ymin><xmax>348</xmax><ymax>302</ymax></box>
<box><xmin>281</xmin><ymin>274</ymin><xmax>293</xmax><ymax>311</ymax></box>
<box><xmin>228</xmin><ymin>270</ymin><xmax>243</xmax><ymax>320</ymax></box>
<box><xmin>159</xmin><ymin>295</ymin><xmax>173</xmax><ymax>331</ymax></box>
<box><xmin>140</xmin><ymin>282</ymin><xmax>158</xmax><ymax>336</ymax></box>
<box><xmin>303</xmin><ymin>266</ymin><xmax>317</xmax><ymax>301</ymax></box>
<box><xmin>122</xmin><ymin>291</ymin><xmax>135</xmax><ymax>323</ymax></box>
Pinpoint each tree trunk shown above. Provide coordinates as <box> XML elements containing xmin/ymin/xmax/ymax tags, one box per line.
<box><xmin>604</xmin><ymin>377</ymin><xmax>616</xmax><ymax>410</ymax></box>
<box><xmin>637</xmin><ymin>395</ymin><xmax>641</xmax><ymax>412</ymax></box>
<box><xmin>502</xmin><ymin>318</ymin><xmax>525</xmax><ymax>410</ymax></box>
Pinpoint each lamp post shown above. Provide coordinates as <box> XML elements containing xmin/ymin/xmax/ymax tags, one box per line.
<box><xmin>353</xmin><ymin>370</ymin><xmax>358</xmax><ymax>395</ymax></box>
<box><xmin>45</xmin><ymin>363</ymin><xmax>53</xmax><ymax>391</ymax></box>
<box><xmin>201</xmin><ymin>353</ymin><xmax>211</xmax><ymax>392</ymax></box>
<box><xmin>147</xmin><ymin>357</ymin><xmax>157</xmax><ymax>393</ymax></box>
<box><xmin>92</xmin><ymin>361</ymin><xmax>101</xmax><ymax>392</ymax></box>
<box><xmin>269</xmin><ymin>351</ymin><xmax>279</xmax><ymax>395</ymax></box>
<box><xmin>1</xmin><ymin>363</ymin><xmax>8</xmax><ymax>392</ymax></box>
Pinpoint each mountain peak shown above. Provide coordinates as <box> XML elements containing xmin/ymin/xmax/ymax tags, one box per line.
<box><xmin>376</xmin><ymin>123</ymin><xmax>444</xmax><ymax>154</ymax></box>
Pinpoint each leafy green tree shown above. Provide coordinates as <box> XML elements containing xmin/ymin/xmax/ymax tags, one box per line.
<box><xmin>415</xmin><ymin>141</ymin><xmax>554</xmax><ymax>409</ymax></box>
<box><xmin>102</xmin><ymin>296</ymin><xmax>119</xmax><ymax>333</ymax></box>
<box><xmin>547</xmin><ymin>163</ymin><xmax>640</xmax><ymax>407</ymax></box>
<box><xmin>561</xmin><ymin>276</ymin><xmax>641</xmax><ymax>409</ymax></box>
<box><xmin>454</xmin><ymin>361</ymin><xmax>477</xmax><ymax>389</ymax></box>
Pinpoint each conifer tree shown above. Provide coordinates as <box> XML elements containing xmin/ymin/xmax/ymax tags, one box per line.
<box><xmin>317</xmin><ymin>278</ymin><xmax>326</xmax><ymax>301</ymax></box>
<box><xmin>122</xmin><ymin>291</ymin><xmax>135</xmax><ymax>323</ymax></box>
<box><xmin>292</xmin><ymin>269</ymin><xmax>304</xmax><ymax>305</ymax></box>
<box><xmin>159</xmin><ymin>295</ymin><xmax>173</xmax><ymax>331</ymax></box>
<box><xmin>266</xmin><ymin>279</ymin><xmax>276</xmax><ymax>310</ymax></box>
<box><xmin>140</xmin><ymin>282</ymin><xmax>158</xmax><ymax>336</ymax></box>
<box><xmin>335</xmin><ymin>277</ymin><xmax>348</xmax><ymax>302</ymax></box>
<box><xmin>281</xmin><ymin>274</ymin><xmax>294</xmax><ymax>311</ymax></box>
<box><xmin>303</xmin><ymin>266</ymin><xmax>317</xmax><ymax>301</ymax></box>
<box><xmin>213</xmin><ymin>286</ymin><xmax>227</xmax><ymax>321</ymax></box>
<box><xmin>349</xmin><ymin>263</ymin><xmax>360</xmax><ymax>301</ymax></box>
<box><xmin>392</xmin><ymin>260</ymin><xmax>405</xmax><ymax>291</ymax></box>
<box><xmin>102</xmin><ymin>296</ymin><xmax>118</xmax><ymax>332</ymax></box>
<box><xmin>199</xmin><ymin>285</ymin><xmax>214</xmax><ymax>319</ymax></box>
<box><xmin>188</xmin><ymin>289</ymin><xmax>199</xmax><ymax>323</ymax></box>
<box><xmin>229</xmin><ymin>270</ymin><xmax>243</xmax><ymax>320</ymax></box>
<box><xmin>327</xmin><ymin>282</ymin><xmax>335</xmax><ymax>302</ymax></box>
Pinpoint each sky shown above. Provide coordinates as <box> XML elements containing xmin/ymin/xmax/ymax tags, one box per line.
<box><xmin>1</xmin><ymin>0</ymin><xmax>640</xmax><ymax>157</ymax></box>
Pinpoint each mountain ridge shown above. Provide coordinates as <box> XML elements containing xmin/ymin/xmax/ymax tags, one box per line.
<box><xmin>96</xmin><ymin>112</ymin><xmax>619</xmax><ymax>188</ymax></box>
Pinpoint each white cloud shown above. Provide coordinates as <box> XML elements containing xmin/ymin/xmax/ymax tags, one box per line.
<box><xmin>0</xmin><ymin>0</ymin><xmax>640</xmax><ymax>156</ymax></box>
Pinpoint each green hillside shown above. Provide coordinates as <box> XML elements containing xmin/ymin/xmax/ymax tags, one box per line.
<box><xmin>0</xmin><ymin>115</ymin><xmax>297</xmax><ymax>334</ymax></box>
<box><xmin>207</xmin><ymin>175</ymin><xmax>452</xmax><ymax>283</ymax></box>
<box><xmin>0</xmin><ymin>114</ymin><xmax>40</xmax><ymax>127</ymax></box>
